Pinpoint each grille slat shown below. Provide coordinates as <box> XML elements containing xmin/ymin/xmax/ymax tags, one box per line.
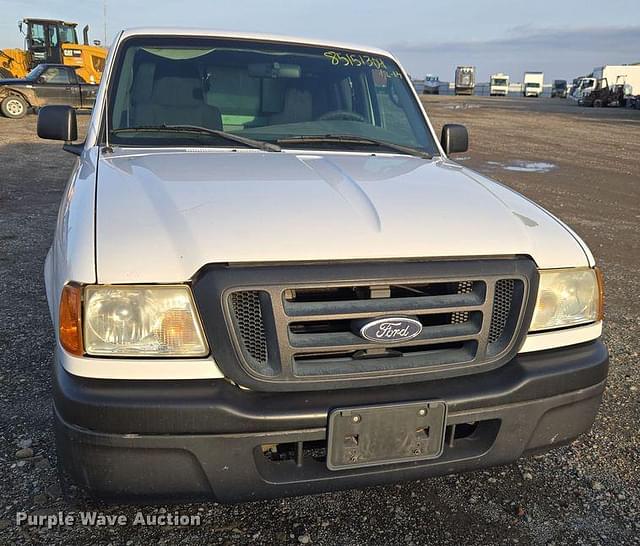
<box><xmin>284</xmin><ymin>291</ymin><xmax>483</xmax><ymax>318</ymax></box>
<box><xmin>289</xmin><ymin>320</ymin><xmax>480</xmax><ymax>350</ymax></box>
<box><xmin>294</xmin><ymin>342</ymin><xmax>477</xmax><ymax>377</ymax></box>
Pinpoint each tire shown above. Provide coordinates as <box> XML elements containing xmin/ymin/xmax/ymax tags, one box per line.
<box><xmin>0</xmin><ymin>67</ymin><xmax>13</xmax><ymax>79</ymax></box>
<box><xmin>593</xmin><ymin>99</ymin><xmax>603</xmax><ymax>108</ymax></box>
<box><xmin>1</xmin><ymin>95</ymin><xmax>28</xmax><ymax>119</ymax></box>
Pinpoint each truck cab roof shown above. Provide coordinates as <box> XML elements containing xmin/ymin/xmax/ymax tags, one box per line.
<box><xmin>119</xmin><ymin>27</ymin><xmax>393</xmax><ymax>59</ymax></box>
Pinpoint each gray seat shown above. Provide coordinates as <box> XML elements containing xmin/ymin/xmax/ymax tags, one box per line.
<box><xmin>270</xmin><ymin>86</ymin><xmax>313</xmax><ymax>125</ymax></box>
<box><xmin>133</xmin><ymin>62</ymin><xmax>222</xmax><ymax>130</ymax></box>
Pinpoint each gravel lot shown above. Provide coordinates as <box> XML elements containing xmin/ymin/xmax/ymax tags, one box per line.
<box><xmin>0</xmin><ymin>97</ymin><xmax>638</xmax><ymax>545</ymax></box>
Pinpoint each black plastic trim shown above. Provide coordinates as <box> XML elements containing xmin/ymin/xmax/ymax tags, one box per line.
<box><xmin>54</xmin><ymin>339</ymin><xmax>608</xmax><ymax>435</ymax></box>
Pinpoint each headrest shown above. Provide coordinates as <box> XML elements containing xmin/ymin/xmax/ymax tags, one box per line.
<box><xmin>131</xmin><ymin>62</ymin><xmax>155</xmax><ymax>103</ymax></box>
<box><xmin>151</xmin><ymin>62</ymin><xmax>203</xmax><ymax>106</ymax></box>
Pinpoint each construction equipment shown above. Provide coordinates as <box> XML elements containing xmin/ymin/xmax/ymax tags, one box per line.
<box><xmin>0</xmin><ymin>18</ymin><xmax>107</xmax><ymax>83</ymax></box>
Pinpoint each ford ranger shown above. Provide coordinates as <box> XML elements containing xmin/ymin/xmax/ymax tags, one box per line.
<box><xmin>38</xmin><ymin>29</ymin><xmax>608</xmax><ymax>502</ymax></box>
<box><xmin>0</xmin><ymin>63</ymin><xmax>97</xmax><ymax>119</ymax></box>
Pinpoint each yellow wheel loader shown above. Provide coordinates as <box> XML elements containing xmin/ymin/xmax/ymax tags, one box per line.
<box><xmin>0</xmin><ymin>19</ymin><xmax>107</xmax><ymax>83</ymax></box>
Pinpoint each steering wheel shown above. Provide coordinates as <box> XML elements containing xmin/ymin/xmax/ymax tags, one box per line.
<box><xmin>317</xmin><ymin>110</ymin><xmax>366</xmax><ymax>122</ymax></box>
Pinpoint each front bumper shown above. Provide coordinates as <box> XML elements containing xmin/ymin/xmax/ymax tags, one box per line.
<box><xmin>54</xmin><ymin>340</ymin><xmax>608</xmax><ymax>503</ymax></box>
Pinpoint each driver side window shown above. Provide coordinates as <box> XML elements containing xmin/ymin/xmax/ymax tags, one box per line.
<box><xmin>324</xmin><ymin>74</ymin><xmax>371</xmax><ymax>122</ymax></box>
<box><xmin>42</xmin><ymin>68</ymin><xmax>71</xmax><ymax>84</ymax></box>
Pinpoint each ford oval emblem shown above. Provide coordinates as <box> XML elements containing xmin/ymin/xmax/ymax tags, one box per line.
<box><xmin>359</xmin><ymin>317</ymin><xmax>423</xmax><ymax>343</ymax></box>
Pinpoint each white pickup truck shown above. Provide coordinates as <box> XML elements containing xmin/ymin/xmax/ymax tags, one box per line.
<box><xmin>38</xmin><ymin>29</ymin><xmax>608</xmax><ymax>502</ymax></box>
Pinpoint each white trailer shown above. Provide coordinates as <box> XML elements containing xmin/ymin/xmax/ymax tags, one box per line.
<box><xmin>592</xmin><ymin>65</ymin><xmax>640</xmax><ymax>97</ymax></box>
<box><xmin>523</xmin><ymin>72</ymin><xmax>544</xmax><ymax>97</ymax></box>
<box><xmin>455</xmin><ymin>66</ymin><xmax>475</xmax><ymax>95</ymax></box>
<box><xmin>490</xmin><ymin>73</ymin><xmax>509</xmax><ymax>96</ymax></box>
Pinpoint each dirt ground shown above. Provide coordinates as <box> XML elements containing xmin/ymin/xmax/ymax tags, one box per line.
<box><xmin>0</xmin><ymin>97</ymin><xmax>638</xmax><ymax>545</ymax></box>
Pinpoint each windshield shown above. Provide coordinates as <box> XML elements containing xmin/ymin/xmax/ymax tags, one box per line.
<box><xmin>106</xmin><ymin>36</ymin><xmax>437</xmax><ymax>155</ymax></box>
<box><xmin>58</xmin><ymin>24</ymin><xmax>77</xmax><ymax>44</ymax></box>
<box><xmin>526</xmin><ymin>82</ymin><xmax>541</xmax><ymax>88</ymax></box>
<box><xmin>492</xmin><ymin>79</ymin><xmax>507</xmax><ymax>86</ymax></box>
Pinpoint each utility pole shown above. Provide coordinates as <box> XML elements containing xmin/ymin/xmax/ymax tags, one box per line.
<box><xmin>103</xmin><ymin>0</ymin><xmax>107</xmax><ymax>45</ymax></box>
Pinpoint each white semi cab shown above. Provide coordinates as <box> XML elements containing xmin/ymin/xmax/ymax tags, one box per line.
<box><xmin>490</xmin><ymin>73</ymin><xmax>509</xmax><ymax>96</ymax></box>
<box><xmin>423</xmin><ymin>74</ymin><xmax>440</xmax><ymax>94</ymax></box>
<box><xmin>571</xmin><ymin>76</ymin><xmax>596</xmax><ymax>101</ymax></box>
<box><xmin>523</xmin><ymin>72</ymin><xmax>544</xmax><ymax>97</ymax></box>
<box><xmin>38</xmin><ymin>28</ymin><xmax>608</xmax><ymax>503</ymax></box>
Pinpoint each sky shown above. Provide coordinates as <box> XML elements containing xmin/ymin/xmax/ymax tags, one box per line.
<box><xmin>1</xmin><ymin>0</ymin><xmax>639</xmax><ymax>82</ymax></box>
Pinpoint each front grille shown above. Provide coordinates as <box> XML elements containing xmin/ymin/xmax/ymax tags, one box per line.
<box><xmin>205</xmin><ymin>259</ymin><xmax>536</xmax><ymax>390</ymax></box>
<box><xmin>284</xmin><ymin>280</ymin><xmax>486</xmax><ymax>378</ymax></box>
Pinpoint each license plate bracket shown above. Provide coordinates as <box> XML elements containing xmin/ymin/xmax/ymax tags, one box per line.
<box><xmin>327</xmin><ymin>400</ymin><xmax>447</xmax><ymax>470</ymax></box>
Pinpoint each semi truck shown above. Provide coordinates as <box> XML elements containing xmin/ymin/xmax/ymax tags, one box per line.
<box><xmin>455</xmin><ymin>66</ymin><xmax>475</xmax><ymax>95</ymax></box>
<box><xmin>523</xmin><ymin>72</ymin><xmax>544</xmax><ymax>97</ymax></box>
<box><xmin>591</xmin><ymin>65</ymin><xmax>640</xmax><ymax>101</ymax></box>
<box><xmin>581</xmin><ymin>78</ymin><xmax>626</xmax><ymax>108</ymax></box>
<box><xmin>573</xmin><ymin>66</ymin><xmax>640</xmax><ymax>105</ymax></box>
<box><xmin>423</xmin><ymin>74</ymin><xmax>440</xmax><ymax>94</ymax></box>
<box><xmin>489</xmin><ymin>73</ymin><xmax>509</xmax><ymax>96</ymax></box>
<box><xmin>570</xmin><ymin>76</ymin><xmax>595</xmax><ymax>102</ymax></box>
<box><xmin>551</xmin><ymin>80</ymin><xmax>567</xmax><ymax>98</ymax></box>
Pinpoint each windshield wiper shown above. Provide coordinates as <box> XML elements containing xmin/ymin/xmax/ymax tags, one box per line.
<box><xmin>275</xmin><ymin>134</ymin><xmax>432</xmax><ymax>159</ymax></box>
<box><xmin>111</xmin><ymin>125</ymin><xmax>281</xmax><ymax>152</ymax></box>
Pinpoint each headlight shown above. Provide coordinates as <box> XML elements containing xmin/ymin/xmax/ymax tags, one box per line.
<box><xmin>83</xmin><ymin>285</ymin><xmax>208</xmax><ymax>356</ymax></box>
<box><xmin>529</xmin><ymin>268</ymin><xmax>603</xmax><ymax>332</ymax></box>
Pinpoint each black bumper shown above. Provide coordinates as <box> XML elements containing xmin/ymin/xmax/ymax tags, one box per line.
<box><xmin>54</xmin><ymin>340</ymin><xmax>608</xmax><ymax>503</ymax></box>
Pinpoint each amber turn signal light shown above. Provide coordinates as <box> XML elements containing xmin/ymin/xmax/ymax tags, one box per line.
<box><xmin>59</xmin><ymin>283</ymin><xmax>83</xmax><ymax>355</ymax></box>
<box><xmin>595</xmin><ymin>266</ymin><xmax>605</xmax><ymax>321</ymax></box>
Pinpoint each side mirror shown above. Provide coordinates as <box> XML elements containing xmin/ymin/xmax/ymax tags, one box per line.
<box><xmin>440</xmin><ymin>124</ymin><xmax>468</xmax><ymax>155</ymax></box>
<box><xmin>38</xmin><ymin>105</ymin><xmax>81</xmax><ymax>154</ymax></box>
<box><xmin>36</xmin><ymin>76</ymin><xmax>45</xmax><ymax>84</ymax></box>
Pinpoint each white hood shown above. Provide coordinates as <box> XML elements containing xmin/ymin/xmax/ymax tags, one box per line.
<box><xmin>95</xmin><ymin>149</ymin><xmax>588</xmax><ymax>283</ymax></box>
